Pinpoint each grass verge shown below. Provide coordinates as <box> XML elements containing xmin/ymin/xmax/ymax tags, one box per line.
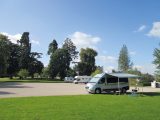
<box><xmin>0</xmin><ymin>78</ymin><xmax>65</xmax><ymax>83</ymax></box>
<box><xmin>0</xmin><ymin>95</ymin><xmax>160</xmax><ymax>120</ymax></box>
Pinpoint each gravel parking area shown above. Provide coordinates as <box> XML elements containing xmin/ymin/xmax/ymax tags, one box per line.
<box><xmin>0</xmin><ymin>82</ymin><xmax>88</xmax><ymax>98</ymax></box>
<box><xmin>1</xmin><ymin>82</ymin><xmax>160</xmax><ymax>98</ymax></box>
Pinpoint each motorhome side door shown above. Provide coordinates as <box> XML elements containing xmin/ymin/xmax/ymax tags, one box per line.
<box><xmin>98</xmin><ymin>77</ymin><xmax>106</xmax><ymax>90</ymax></box>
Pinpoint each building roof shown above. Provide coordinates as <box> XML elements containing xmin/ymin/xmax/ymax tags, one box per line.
<box><xmin>107</xmin><ymin>73</ymin><xmax>140</xmax><ymax>78</ymax></box>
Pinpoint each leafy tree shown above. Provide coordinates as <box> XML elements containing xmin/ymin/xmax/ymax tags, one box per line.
<box><xmin>66</xmin><ymin>67</ymin><xmax>76</xmax><ymax>77</ymax></box>
<box><xmin>128</xmin><ymin>68</ymin><xmax>141</xmax><ymax>76</ymax></box>
<box><xmin>41</xmin><ymin>67</ymin><xmax>49</xmax><ymax>78</ymax></box>
<box><xmin>18</xmin><ymin>69</ymin><xmax>29</xmax><ymax>79</ymax></box>
<box><xmin>91</xmin><ymin>68</ymin><xmax>103</xmax><ymax>77</ymax></box>
<box><xmin>154</xmin><ymin>70</ymin><xmax>160</xmax><ymax>82</ymax></box>
<box><xmin>0</xmin><ymin>34</ymin><xmax>11</xmax><ymax>77</ymax></box>
<box><xmin>48</xmin><ymin>38</ymin><xmax>78</xmax><ymax>79</ymax></box>
<box><xmin>48</xmin><ymin>48</ymin><xmax>70</xmax><ymax>79</ymax></box>
<box><xmin>128</xmin><ymin>68</ymin><xmax>154</xmax><ymax>86</ymax></box>
<box><xmin>7</xmin><ymin>43</ymin><xmax>21</xmax><ymax>79</ymax></box>
<box><xmin>141</xmin><ymin>73</ymin><xmax>154</xmax><ymax>86</ymax></box>
<box><xmin>76</xmin><ymin>48</ymin><xmax>98</xmax><ymax>75</ymax></box>
<box><xmin>118</xmin><ymin>45</ymin><xmax>132</xmax><ymax>72</ymax></box>
<box><xmin>28</xmin><ymin>59</ymin><xmax>44</xmax><ymax>78</ymax></box>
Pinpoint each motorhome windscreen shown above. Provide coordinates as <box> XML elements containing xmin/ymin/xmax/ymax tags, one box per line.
<box><xmin>89</xmin><ymin>77</ymin><xmax>100</xmax><ymax>83</ymax></box>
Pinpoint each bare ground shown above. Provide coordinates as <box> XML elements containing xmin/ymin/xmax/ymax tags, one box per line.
<box><xmin>0</xmin><ymin>82</ymin><xmax>160</xmax><ymax>98</ymax></box>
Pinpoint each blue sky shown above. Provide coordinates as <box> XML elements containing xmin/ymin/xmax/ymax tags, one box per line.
<box><xmin>1</xmin><ymin>0</ymin><xmax>160</xmax><ymax>74</ymax></box>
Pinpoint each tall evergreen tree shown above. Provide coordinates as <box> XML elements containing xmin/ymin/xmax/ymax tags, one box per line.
<box><xmin>48</xmin><ymin>39</ymin><xmax>59</xmax><ymax>79</ymax></box>
<box><xmin>153</xmin><ymin>45</ymin><xmax>160</xmax><ymax>81</ymax></box>
<box><xmin>62</xmin><ymin>38</ymin><xmax>78</xmax><ymax>61</ymax></box>
<box><xmin>47</xmin><ymin>39</ymin><xmax>58</xmax><ymax>55</ymax></box>
<box><xmin>118</xmin><ymin>45</ymin><xmax>132</xmax><ymax>72</ymax></box>
<box><xmin>19</xmin><ymin>32</ymin><xmax>44</xmax><ymax>78</ymax></box>
<box><xmin>19</xmin><ymin>32</ymin><xmax>31</xmax><ymax>70</ymax></box>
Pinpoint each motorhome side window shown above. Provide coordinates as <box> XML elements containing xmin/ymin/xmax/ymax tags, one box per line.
<box><xmin>99</xmin><ymin>78</ymin><xmax>105</xmax><ymax>84</ymax></box>
<box><xmin>107</xmin><ymin>77</ymin><xmax>118</xmax><ymax>83</ymax></box>
<box><xmin>119</xmin><ymin>78</ymin><xmax>128</xmax><ymax>82</ymax></box>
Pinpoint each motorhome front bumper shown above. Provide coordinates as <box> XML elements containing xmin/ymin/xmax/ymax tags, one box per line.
<box><xmin>85</xmin><ymin>86</ymin><xmax>94</xmax><ymax>93</ymax></box>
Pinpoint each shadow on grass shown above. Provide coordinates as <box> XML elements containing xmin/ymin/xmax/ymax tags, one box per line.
<box><xmin>137</xmin><ymin>92</ymin><xmax>160</xmax><ymax>97</ymax></box>
<box><xmin>0</xmin><ymin>82</ymin><xmax>33</xmax><ymax>88</ymax></box>
<box><xmin>99</xmin><ymin>92</ymin><xmax>160</xmax><ymax>97</ymax></box>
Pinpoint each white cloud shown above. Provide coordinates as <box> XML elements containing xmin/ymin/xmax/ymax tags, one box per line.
<box><xmin>1</xmin><ymin>32</ymin><xmax>21</xmax><ymax>44</ymax></box>
<box><xmin>96</xmin><ymin>55</ymin><xmax>117</xmax><ymax>63</ymax></box>
<box><xmin>135</xmin><ymin>25</ymin><xmax>146</xmax><ymax>32</ymax></box>
<box><xmin>148</xmin><ymin>22</ymin><xmax>160</xmax><ymax>38</ymax></box>
<box><xmin>70</xmin><ymin>31</ymin><xmax>101</xmax><ymax>50</ymax></box>
<box><xmin>138</xmin><ymin>25</ymin><xmax>146</xmax><ymax>32</ymax></box>
<box><xmin>31</xmin><ymin>40</ymin><xmax>40</xmax><ymax>45</ymax></box>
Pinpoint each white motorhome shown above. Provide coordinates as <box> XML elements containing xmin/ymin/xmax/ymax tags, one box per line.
<box><xmin>85</xmin><ymin>73</ymin><xmax>139</xmax><ymax>94</ymax></box>
<box><xmin>64</xmin><ymin>77</ymin><xmax>74</xmax><ymax>82</ymax></box>
<box><xmin>73</xmin><ymin>76</ymin><xmax>92</xmax><ymax>84</ymax></box>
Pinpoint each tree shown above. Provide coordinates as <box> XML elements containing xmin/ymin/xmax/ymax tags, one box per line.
<box><xmin>66</xmin><ymin>67</ymin><xmax>76</xmax><ymax>77</ymax></box>
<box><xmin>91</xmin><ymin>68</ymin><xmax>103</xmax><ymax>77</ymax></box>
<box><xmin>154</xmin><ymin>70</ymin><xmax>160</xmax><ymax>82</ymax></box>
<box><xmin>76</xmin><ymin>48</ymin><xmax>98</xmax><ymax>75</ymax></box>
<box><xmin>19</xmin><ymin>32</ymin><xmax>31</xmax><ymax>70</ymax></box>
<box><xmin>48</xmin><ymin>48</ymin><xmax>70</xmax><ymax>79</ymax></box>
<box><xmin>153</xmin><ymin>46</ymin><xmax>160</xmax><ymax>81</ymax></box>
<box><xmin>0</xmin><ymin>34</ymin><xmax>11</xmax><ymax>77</ymax></box>
<box><xmin>41</xmin><ymin>67</ymin><xmax>49</xmax><ymax>78</ymax></box>
<box><xmin>118</xmin><ymin>45</ymin><xmax>132</xmax><ymax>72</ymax></box>
<box><xmin>48</xmin><ymin>38</ymin><xmax>78</xmax><ymax>79</ymax></box>
<box><xmin>19</xmin><ymin>32</ymin><xmax>44</xmax><ymax>78</ymax></box>
<box><xmin>47</xmin><ymin>39</ymin><xmax>58</xmax><ymax>55</ymax></box>
<box><xmin>28</xmin><ymin>59</ymin><xmax>44</xmax><ymax>78</ymax></box>
<box><xmin>62</xmin><ymin>38</ymin><xmax>78</xmax><ymax>60</ymax></box>
<box><xmin>7</xmin><ymin>43</ymin><xmax>21</xmax><ymax>79</ymax></box>
<box><xmin>153</xmin><ymin>46</ymin><xmax>160</xmax><ymax>69</ymax></box>
<box><xmin>18</xmin><ymin>69</ymin><xmax>29</xmax><ymax>79</ymax></box>
<box><xmin>48</xmin><ymin>39</ymin><xmax>59</xmax><ymax>79</ymax></box>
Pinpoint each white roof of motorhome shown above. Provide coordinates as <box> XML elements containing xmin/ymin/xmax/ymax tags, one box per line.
<box><xmin>107</xmin><ymin>73</ymin><xmax>139</xmax><ymax>78</ymax></box>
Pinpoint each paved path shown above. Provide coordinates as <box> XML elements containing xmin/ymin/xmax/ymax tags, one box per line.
<box><xmin>0</xmin><ymin>82</ymin><xmax>88</xmax><ymax>98</ymax></box>
<box><xmin>1</xmin><ymin>82</ymin><xmax>160</xmax><ymax>98</ymax></box>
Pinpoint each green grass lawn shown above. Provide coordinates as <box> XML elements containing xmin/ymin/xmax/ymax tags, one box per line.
<box><xmin>0</xmin><ymin>95</ymin><xmax>160</xmax><ymax>120</ymax></box>
<box><xmin>0</xmin><ymin>78</ymin><xmax>65</xmax><ymax>83</ymax></box>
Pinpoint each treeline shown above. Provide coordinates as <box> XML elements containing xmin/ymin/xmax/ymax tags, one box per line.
<box><xmin>1</xmin><ymin>32</ymin><xmax>160</xmax><ymax>84</ymax></box>
<box><xmin>0</xmin><ymin>32</ymin><xmax>100</xmax><ymax>79</ymax></box>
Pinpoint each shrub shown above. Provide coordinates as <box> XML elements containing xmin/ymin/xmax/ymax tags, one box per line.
<box><xmin>18</xmin><ymin>69</ymin><xmax>29</xmax><ymax>79</ymax></box>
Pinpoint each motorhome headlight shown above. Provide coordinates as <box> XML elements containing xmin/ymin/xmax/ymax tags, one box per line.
<box><xmin>85</xmin><ymin>86</ymin><xmax>89</xmax><ymax>89</ymax></box>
